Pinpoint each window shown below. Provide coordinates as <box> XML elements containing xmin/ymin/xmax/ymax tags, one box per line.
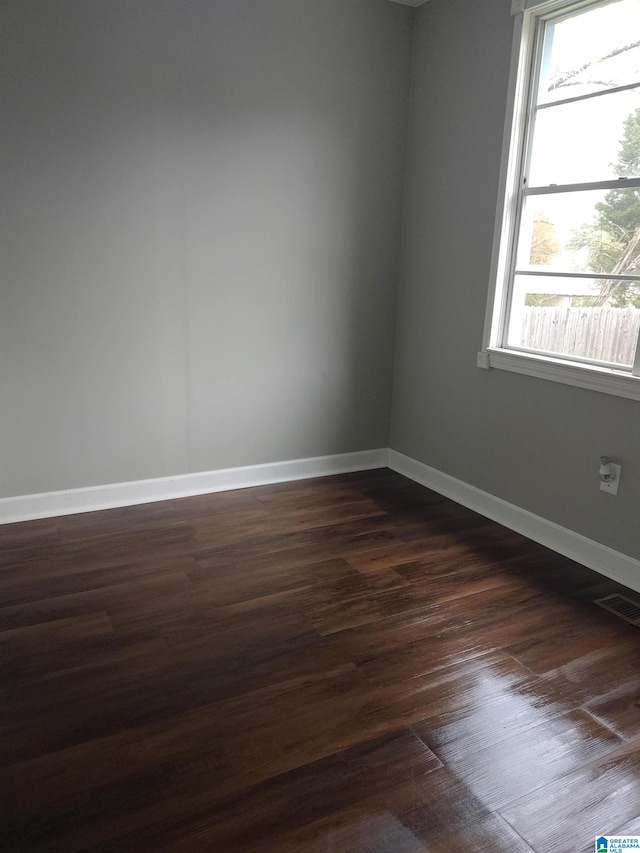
<box><xmin>483</xmin><ymin>0</ymin><xmax>640</xmax><ymax>400</ymax></box>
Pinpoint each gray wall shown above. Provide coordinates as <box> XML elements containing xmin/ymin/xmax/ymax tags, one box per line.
<box><xmin>4</xmin><ymin>0</ymin><xmax>637</xmax><ymax>566</ymax></box>
<box><xmin>390</xmin><ymin>0</ymin><xmax>640</xmax><ymax>561</ymax></box>
<box><xmin>0</xmin><ymin>0</ymin><xmax>413</xmax><ymax>497</ymax></box>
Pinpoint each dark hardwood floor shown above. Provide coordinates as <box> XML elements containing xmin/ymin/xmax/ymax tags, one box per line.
<box><xmin>1</xmin><ymin>469</ymin><xmax>639</xmax><ymax>852</ymax></box>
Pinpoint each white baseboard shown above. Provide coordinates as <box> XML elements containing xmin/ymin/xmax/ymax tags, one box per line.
<box><xmin>0</xmin><ymin>448</ymin><xmax>389</xmax><ymax>525</ymax></box>
<box><xmin>388</xmin><ymin>449</ymin><xmax>640</xmax><ymax>595</ymax></box>
<box><xmin>3</xmin><ymin>445</ymin><xmax>638</xmax><ymax>597</ymax></box>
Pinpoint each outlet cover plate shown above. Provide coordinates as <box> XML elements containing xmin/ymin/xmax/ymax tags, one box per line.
<box><xmin>600</xmin><ymin>463</ymin><xmax>621</xmax><ymax>495</ymax></box>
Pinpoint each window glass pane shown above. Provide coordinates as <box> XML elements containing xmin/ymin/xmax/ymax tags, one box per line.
<box><xmin>507</xmin><ymin>274</ymin><xmax>640</xmax><ymax>367</ymax></box>
<box><xmin>537</xmin><ymin>0</ymin><xmax>640</xmax><ymax>105</ymax></box>
<box><xmin>528</xmin><ymin>92</ymin><xmax>640</xmax><ymax>186</ymax></box>
<box><xmin>515</xmin><ymin>188</ymin><xmax>640</xmax><ymax>277</ymax></box>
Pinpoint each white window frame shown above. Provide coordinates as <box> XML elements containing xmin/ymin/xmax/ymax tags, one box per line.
<box><xmin>481</xmin><ymin>0</ymin><xmax>640</xmax><ymax>401</ymax></box>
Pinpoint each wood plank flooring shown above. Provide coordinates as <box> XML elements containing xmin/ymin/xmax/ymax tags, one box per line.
<box><xmin>1</xmin><ymin>469</ymin><xmax>640</xmax><ymax>851</ymax></box>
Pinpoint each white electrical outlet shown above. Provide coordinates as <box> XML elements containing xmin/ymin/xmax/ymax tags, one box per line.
<box><xmin>600</xmin><ymin>463</ymin><xmax>621</xmax><ymax>495</ymax></box>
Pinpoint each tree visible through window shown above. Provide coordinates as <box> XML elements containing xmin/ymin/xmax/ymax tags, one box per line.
<box><xmin>572</xmin><ymin>107</ymin><xmax>640</xmax><ymax>307</ymax></box>
<box><xmin>489</xmin><ymin>0</ymin><xmax>640</xmax><ymax>378</ymax></box>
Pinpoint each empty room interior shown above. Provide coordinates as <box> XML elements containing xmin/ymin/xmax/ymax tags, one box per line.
<box><xmin>2</xmin><ymin>0</ymin><xmax>640</xmax><ymax>850</ymax></box>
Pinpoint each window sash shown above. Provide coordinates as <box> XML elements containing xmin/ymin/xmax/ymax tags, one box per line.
<box><xmin>536</xmin><ymin>80</ymin><xmax>640</xmax><ymax>111</ymax></box>
<box><xmin>526</xmin><ymin>177</ymin><xmax>640</xmax><ymax>195</ymax></box>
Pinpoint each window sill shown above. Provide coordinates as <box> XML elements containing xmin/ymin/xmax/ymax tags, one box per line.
<box><xmin>485</xmin><ymin>348</ymin><xmax>640</xmax><ymax>402</ymax></box>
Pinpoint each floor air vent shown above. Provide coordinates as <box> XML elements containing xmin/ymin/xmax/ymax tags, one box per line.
<box><xmin>595</xmin><ymin>593</ymin><xmax>640</xmax><ymax>627</ymax></box>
